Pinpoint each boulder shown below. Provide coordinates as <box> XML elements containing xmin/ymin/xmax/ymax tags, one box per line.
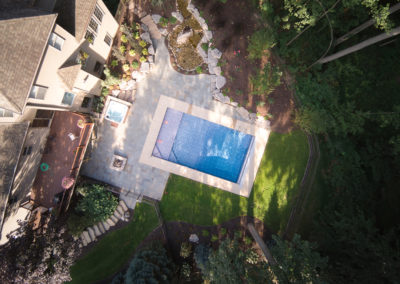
<box><xmin>140</xmin><ymin>62</ymin><xmax>150</xmax><ymax>73</ymax></box>
<box><xmin>213</xmin><ymin>66</ymin><xmax>221</xmax><ymax>76</ymax></box>
<box><xmin>230</xmin><ymin>101</ymin><xmax>239</xmax><ymax>107</ymax></box>
<box><xmin>114</xmin><ymin>210</ymin><xmax>122</xmax><ymax>219</ymax></box>
<box><xmin>189</xmin><ymin>234</ymin><xmax>199</xmax><ymax>243</ymax></box>
<box><xmin>159</xmin><ymin>28</ymin><xmax>168</xmax><ymax>36</ymax></box>
<box><xmin>92</xmin><ymin>224</ymin><xmax>101</xmax><ymax>237</ymax></box>
<box><xmin>204</xmin><ymin>30</ymin><xmax>212</xmax><ymax>41</ymax></box>
<box><xmin>111</xmin><ymin>214</ymin><xmax>119</xmax><ymax>223</ymax></box>
<box><xmin>87</xmin><ymin>227</ymin><xmax>96</xmax><ymax>241</ymax></box>
<box><xmin>97</xmin><ymin>222</ymin><xmax>106</xmax><ymax>234</ymax></box>
<box><xmin>249</xmin><ymin>113</ymin><xmax>257</xmax><ymax>121</ymax></box>
<box><xmin>171</xmin><ymin>11</ymin><xmax>183</xmax><ymax>23</ymax></box>
<box><xmin>116</xmin><ymin>205</ymin><xmax>125</xmax><ymax>216</ymax></box>
<box><xmin>80</xmin><ymin>234</ymin><xmax>88</xmax><ymax>246</ymax></box>
<box><xmin>106</xmin><ymin>218</ymin><xmax>116</xmax><ymax>227</ymax></box>
<box><xmin>216</xmin><ymin>76</ymin><xmax>226</xmax><ymax>89</ymax></box>
<box><xmin>102</xmin><ymin>221</ymin><xmax>110</xmax><ymax>231</ymax></box>
<box><xmin>237</xmin><ymin>107</ymin><xmax>250</xmax><ymax>120</ymax></box>
<box><xmin>140</xmin><ymin>32</ymin><xmax>152</xmax><ymax>44</ymax></box>
<box><xmin>82</xmin><ymin>231</ymin><xmax>91</xmax><ymax>244</ymax></box>
<box><xmin>131</xmin><ymin>71</ymin><xmax>145</xmax><ymax>82</ymax></box>
<box><xmin>151</xmin><ymin>14</ymin><xmax>161</xmax><ymax>24</ymax></box>
<box><xmin>119</xmin><ymin>200</ymin><xmax>129</xmax><ymax>211</ymax></box>
<box><xmin>141</xmin><ymin>23</ymin><xmax>149</xmax><ymax>32</ymax></box>
<box><xmin>210</xmin><ymin>48</ymin><xmax>222</xmax><ymax>59</ymax></box>
<box><xmin>148</xmin><ymin>45</ymin><xmax>155</xmax><ymax>55</ymax></box>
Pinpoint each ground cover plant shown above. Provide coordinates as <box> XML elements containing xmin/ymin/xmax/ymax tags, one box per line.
<box><xmin>68</xmin><ymin>203</ymin><xmax>159</xmax><ymax>283</ymax></box>
<box><xmin>160</xmin><ymin>130</ymin><xmax>309</xmax><ymax>233</ymax></box>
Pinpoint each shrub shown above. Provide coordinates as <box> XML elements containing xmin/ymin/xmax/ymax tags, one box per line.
<box><xmin>248</xmin><ymin>28</ymin><xmax>276</xmax><ymax>60</ymax></box>
<box><xmin>142</xmin><ymin>48</ymin><xmax>148</xmax><ymax>56</ymax></box>
<box><xmin>102</xmin><ymin>67</ymin><xmax>121</xmax><ymax>87</ymax></box>
<box><xmin>169</xmin><ymin>16</ymin><xmax>177</xmax><ymax>24</ymax></box>
<box><xmin>131</xmin><ymin>60</ymin><xmax>139</xmax><ymax>69</ymax></box>
<box><xmin>196</xmin><ymin>66</ymin><xmax>202</xmax><ymax>74</ymax></box>
<box><xmin>201</xmin><ymin>43</ymin><xmax>209</xmax><ymax>53</ymax></box>
<box><xmin>122</xmin><ymin>64</ymin><xmax>130</xmax><ymax>72</ymax></box>
<box><xmin>133</xmin><ymin>31</ymin><xmax>140</xmax><ymax>40</ymax></box>
<box><xmin>211</xmin><ymin>234</ymin><xmax>218</xmax><ymax>242</ymax></box>
<box><xmin>67</xmin><ymin>213</ymin><xmax>92</xmax><ymax>236</ymax></box>
<box><xmin>256</xmin><ymin>101</ymin><xmax>266</xmax><ymax>107</ymax></box>
<box><xmin>180</xmin><ymin>262</ymin><xmax>191</xmax><ymax>281</ymax></box>
<box><xmin>251</xmin><ymin>62</ymin><xmax>282</xmax><ymax>97</ymax></box>
<box><xmin>245</xmin><ymin>236</ymin><xmax>253</xmax><ymax>246</ymax></box>
<box><xmin>202</xmin><ymin>230</ymin><xmax>210</xmax><ymax>237</ymax></box>
<box><xmin>119</xmin><ymin>45</ymin><xmax>126</xmax><ymax>54</ymax></box>
<box><xmin>139</xmin><ymin>40</ymin><xmax>147</xmax><ymax>47</ymax></box>
<box><xmin>112</xmin><ymin>47</ymin><xmax>126</xmax><ymax>63</ymax></box>
<box><xmin>159</xmin><ymin>17</ymin><xmax>169</xmax><ymax>27</ymax></box>
<box><xmin>220</xmin><ymin>228</ymin><xmax>227</xmax><ymax>236</ymax></box>
<box><xmin>128</xmin><ymin>49</ymin><xmax>136</xmax><ymax>56</ymax></box>
<box><xmin>121</xmin><ymin>34</ymin><xmax>128</xmax><ymax>43</ymax></box>
<box><xmin>75</xmin><ymin>184</ymin><xmax>118</xmax><ymax>223</ymax></box>
<box><xmin>140</xmin><ymin>56</ymin><xmax>147</xmax><ymax>62</ymax></box>
<box><xmin>180</xmin><ymin>242</ymin><xmax>192</xmax><ymax>258</ymax></box>
<box><xmin>111</xmin><ymin>60</ymin><xmax>118</xmax><ymax>67</ymax></box>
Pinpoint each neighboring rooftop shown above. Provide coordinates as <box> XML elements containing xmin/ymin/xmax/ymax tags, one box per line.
<box><xmin>0</xmin><ymin>10</ymin><xmax>56</xmax><ymax>113</ymax></box>
<box><xmin>0</xmin><ymin>122</ymin><xmax>29</xmax><ymax>234</ymax></box>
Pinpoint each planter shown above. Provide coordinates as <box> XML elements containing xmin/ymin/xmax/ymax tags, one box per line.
<box><xmin>61</xmin><ymin>176</ymin><xmax>75</xmax><ymax>189</ymax></box>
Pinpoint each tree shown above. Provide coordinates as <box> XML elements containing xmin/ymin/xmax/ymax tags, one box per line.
<box><xmin>123</xmin><ymin>245</ymin><xmax>175</xmax><ymax>284</ymax></box>
<box><xmin>0</xmin><ymin>221</ymin><xmax>80</xmax><ymax>283</ymax></box>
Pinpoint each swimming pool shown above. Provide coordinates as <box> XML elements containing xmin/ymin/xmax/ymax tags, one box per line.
<box><xmin>152</xmin><ymin>108</ymin><xmax>254</xmax><ymax>183</ymax></box>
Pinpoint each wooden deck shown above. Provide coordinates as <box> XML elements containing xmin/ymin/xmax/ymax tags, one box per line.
<box><xmin>31</xmin><ymin>112</ymin><xmax>93</xmax><ymax>209</ymax></box>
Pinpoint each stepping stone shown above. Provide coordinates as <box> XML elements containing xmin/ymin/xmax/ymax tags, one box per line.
<box><xmin>116</xmin><ymin>205</ymin><xmax>124</xmax><ymax>216</ymax></box>
<box><xmin>140</xmin><ymin>32</ymin><xmax>152</xmax><ymax>44</ymax></box>
<box><xmin>102</xmin><ymin>221</ymin><xmax>110</xmax><ymax>231</ymax></box>
<box><xmin>106</xmin><ymin>218</ymin><xmax>116</xmax><ymax>227</ymax></box>
<box><xmin>82</xmin><ymin>230</ymin><xmax>91</xmax><ymax>244</ymax></box>
<box><xmin>80</xmin><ymin>234</ymin><xmax>88</xmax><ymax>246</ymax></box>
<box><xmin>92</xmin><ymin>224</ymin><xmax>101</xmax><ymax>237</ymax></box>
<box><xmin>216</xmin><ymin>76</ymin><xmax>226</xmax><ymax>89</ymax></box>
<box><xmin>111</xmin><ymin>214</ymin><xmax>119</xmax><ymax>223</ymax></box>
<box><xmin>97</xmin><ymin>222</ymin><xmax>106</xmax><ymax>234</ymax></box>
<box><xmin>119</xmin><ymin>200</ymin><xmax>128</xmax><ymax>212</ymax></box>
<box><xmin>87</xmin><ymin>227</ymin><xmax>96</xmax><ymax>241</ymax></box>
<box><xmin>210</xmin><ymin>48</ymin><xmax>222</xmax><ymax>59</ymax></box>
<box><xmin>213</xmin><ymin>66</ymin><xmax>221</xmax><ymax>76</ymax></box>
<box><xmin>152</xmin><ymin>14</ymin><xmax>161</xmax><ymax>24</ymax></box>
<box><xmin>113</xmin><ymin>210</ymin><xmax>122</xmax><ymax>219</ymax></box>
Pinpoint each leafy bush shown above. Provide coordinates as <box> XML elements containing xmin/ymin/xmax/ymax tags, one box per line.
<box><xmin>131</xmin><ymin>60</ymin><xmax>139</xmax><ymax>69</ymax></box>
<box><xmin>220</xmin><ymin>228</ymin><xmax>227</xmax><ymax>236</ymax></box>
<box><xmin>180</xmin><ymin>262</ymin><xmax>191</xmax><ymax>281</ymax></box>
<box><xmin>251</xmin><ymin>62</ymin><xmax>282</xmax><ymax>97</ymax></box>
<box><xmin>111</xmin><ymin>60</ymin><xmax>118</xmax><ymax>67</ymax></box>
<box><xmin>75</xmin><ymin>184</ymin><xmax>118</xmax><ymax>223</ymax></box>
<box><xmin>67</xmin><ymin>213</ymin><xmax>92</xmax><ymax>236</ymax></box>
<box><xmin>247</xmin><ymin>28</ymin><xmax>276</xmax><ymax>60</ymax></box>
<box><xmin>140</xmin><ymin>56</ymin><xmax>146</xmax><ymax>63</ymax></box>
<box><xmin>201</xmin><ymin>43</ymin><xmax>209</xmax><ymax>53</ymax></box>
<box><xmin>180</xmin><ymin>242</ymin><xmax>192</xmax><ymax>258</ymax></box>
<box><xmin>133</xmin><ymin>31</ymin><xmax>140</xmax><ymax>40</ymax></box>
<box><xmin>102</xmin><ymin>67</ymin><xmax>121</xmax><ymax>87</ymax></box>
<box><xmin>128</xmin><ymin>49</ymin><xmax>136</xmax><ymax>56</ymax></box>
<box><xmin>202</xmin><ymin>229</ymin><xmax>210</xmax><ymax>237</ymax></box>
<box><xmin>211</xmin><ymin>234</ymin><xmax>218</xmax><ymax>242</ymax></box>
<box><xmin>122</xmin><ymin>64</ymin><xmax>130</xmax><ymax>72</ymax></box>
<box><xmin>151</xmin><ymin>0</ymin><xmax>164</xmax><ymax>7</ymax></box>
<box><xmin>142</xmin><ymin>48</ymin><xmax>148</xmax><ymax>56</ymax></box>
<box><xmin>120</xmin><ymin>34</ymin><xmax>128</xmax><ymax>43</ymax></box>
<box><xmin>119</xmin><ymin>45</ymin><xmax>126</xmax><ymax>54</ymax></box>
<box><xmin>196</xmin><ymin>66</ymin><xmax>203</xmax><ymax>74</ymax></box>
<box><xmin>139</xmin><ymin>40</ymin><xmax>147</xmax><ymax>47</ymax></box>
<box><xmin>112</xmin><ymin>47</ymin><xmax>126</xmax><ymax>63</ymax></box>
<box><xmin>244</xmin><ymin>236</ymin><xmax>253</xmax><ymax>246</ymax></box>
<box><xmin>169</xmin><ymin>16</ymin><xmax>177</xmax><ymax>24</ymax></box>
<box><xmin>159</xmin><ymin>17</ymin><xmax>169</xmax><ymax>27</ymax></box>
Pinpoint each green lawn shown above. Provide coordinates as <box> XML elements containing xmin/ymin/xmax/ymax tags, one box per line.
<box><xmin>69</xmin><ymin>203</ymin><xmax>159</xmax><ymax>284</ymax></box>
<box><xmin>160</xmin><ymin>130</ymin><xmax>309</xmax><ymax>233</ymax></box>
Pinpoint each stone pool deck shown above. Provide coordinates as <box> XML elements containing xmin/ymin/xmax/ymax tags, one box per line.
<box><xmin>81</xmin><ymin>37</ymin><xmax>252</xmax><ymax>208</ymax></box>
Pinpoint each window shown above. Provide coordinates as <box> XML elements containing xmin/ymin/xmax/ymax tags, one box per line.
<box><xmin>93</xmin><ymin>5</ymin><xmax>104</xmax><ymax>23</ymax></box>
<box><xmin>62</xmin><ymin>92</ymin><xmax>75</xmax><ymax>106</ymax></box>
<box><xmin>22</xmin><ymin>146</ymin><xmax>32</xmax><ymax>156</ymax></box>
<box><xmin>104</xmin><ymin>34</ymin><xmax>112</xmax><ymax>46</ymax></box>
<box><xmin>88</xmin><ymin>18</ymin><xmax>99</xmax><ymax>34</ymax></box>
<box><xmin>0</xmin><ymin>107</ymin><xmax>13</xmax><ymax>117</ymax></box>
<box><xmin>81</xmin><ymin>97</ymin><xmax>91</xmax><ymax>108</ymax></box>
<box><xmin>94</xmin><ymin>61</ymin><xmax>103</xmax><ymax>74</ymax></box>
<box><xmin>48</xmin><ymin>32</ymin><xmax>64</xmax><ymax>50</ymax></box>
<box><xmin>85</xmin><ymin>30</ymin><xmax>96</xmax><ymax>43</ymax></box>
<box><xmin>29</xmin><ymin>85</ymin><xmax>47</xmax><ymax>100</ymax></box>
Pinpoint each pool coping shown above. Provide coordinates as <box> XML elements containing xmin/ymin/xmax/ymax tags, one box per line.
<box><xmin>139</xmin><ymin>96</ymin><xmax>270</xmax><ymax>197</ymax></box>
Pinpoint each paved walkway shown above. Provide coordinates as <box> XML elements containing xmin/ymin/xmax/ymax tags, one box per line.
<box><xmin>82</xmin><ymin>36</ymin><xmax>246</xmax><ymax>208</ymax></box>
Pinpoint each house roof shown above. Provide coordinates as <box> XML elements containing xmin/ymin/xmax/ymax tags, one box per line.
<box><xmin>0</xmin><ymin>10</ymin><xmax>57</xmax><ymax>114</ymax></box>
<box><xmin>54</xmin><ymin>0</ymin><xmax>98</xmax><ymax>42</ymax></box>
<box><xmin>58</xmin><ymin>62</ymin><xmax>82</xmax><ymax>91</ymax></box>
<box><xmin>0</xmin><ymin>122</ymin><xmax>29</xmax><ymax>236</ymax></box>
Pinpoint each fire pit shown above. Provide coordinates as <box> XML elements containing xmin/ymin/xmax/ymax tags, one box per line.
<box><xmin>110</xmin><ymin>154</ymin><xmax>127</xmax><ymax>171</ymax></box>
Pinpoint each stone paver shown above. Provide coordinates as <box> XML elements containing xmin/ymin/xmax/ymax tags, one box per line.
<box><xmin>82</xmin><ymin>35</ymin><xmax>249</xmax><ymax>206</ymax></box>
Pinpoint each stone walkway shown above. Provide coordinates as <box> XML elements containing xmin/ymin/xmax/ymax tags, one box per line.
<box><xmin>82</xmin><ymin>34</ymin><xmax>248</xmax><ymax>208</ymax></box>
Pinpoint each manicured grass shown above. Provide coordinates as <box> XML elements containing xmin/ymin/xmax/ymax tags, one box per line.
<box><xmin>160</xmin><ymin>130</ymin><xmax>309</xmax><ymax>233</ymax></box>
<box><xmin>69</xmin><ymin>203</ymin><xmax>159</xmax><ymax>284</ymax></box>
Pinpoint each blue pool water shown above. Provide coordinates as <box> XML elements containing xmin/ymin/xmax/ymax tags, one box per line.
<box><xmin>152</xmin><ymin>108</ymin><xmax>254</xmax><ymax>183</ymax></box>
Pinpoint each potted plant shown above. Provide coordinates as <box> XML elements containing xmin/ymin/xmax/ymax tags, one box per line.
<box><xmin>77</xmin><ymin>119</ymin><xmax>85</xmax><ymax>128</ymax></box>
<box><xmin>61</xmin><ymin>176</ymin><xmax>75</xmax><ymax>189</ymax></box>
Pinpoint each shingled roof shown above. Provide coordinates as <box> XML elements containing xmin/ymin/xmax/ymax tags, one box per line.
<box><xmin>58</xmin><ymin>62</ymin><xmax>82</xmax><ymax>91</ymax></box>
<box><xmin>0</xmin><ymin>10</ymin><xmax>57</xmax><ymax>114</ymax></box>
<box><xmin>0</xmin><ymin>122</ymin><xmax>29</xmax><ymax>236</ymax></box>
<box><xmin>54</xmin><ymin>0</ymin><xmax>98</xmax><ymax>42</ymax></box>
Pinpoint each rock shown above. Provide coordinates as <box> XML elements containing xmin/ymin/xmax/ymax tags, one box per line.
<box><xmin>189</xmin><ymin>234</ymin><xmax>199</xmax><ymax>243</ymax></box>
<box><xmin>177</xmin><ymin>27</ymin><xmax>193</xmax><ymax>45</ymax></box>
<box><xmin>256</xmin><ymin>119</ymin><xmax>271</xmax><ymax>129</ymax></box>
<box><xmin>201</xmin><ymin>23</ymin><xmax>208</xmax><ymax>31</ymax></box>
<box><xmin>148</xmin><ymin>45</ymin><xmax>155</xmax><ymax>55</ymax></box>
<box><xmin>119</xmin><ymin>80</ymin><xmax>128</xmax><ymax>90</ymax></box>
<box><xmin>249</xmin><ymin>113</ymin><xmax>257</xmax><ymax>121</ymax></box>
<box><xmin>140</xmin><ymin>32</ymin><xmax>151</xmax><ymax>44</ymax></box>
<box><xmin>82</xmin><ymin>231</ymin><xmax>91</xmax><ymax>244</ymax></box>
<box><xmin>151</xmin><ymin>14</ymin><xmax>161</xmax><ymax>24</ymax></box>
<box><xmin>237</xmin><ymin>107</ymin><xmax>250</xmax><ymax>119</ymax></box>
<box><xmin>230</xmin><ymin>101</ymin><xmax>239</xmax><ymax>107</ymax></box>
<box><xmin>125</xmin><ymin>80</ymin><xmax>136</xmax><ymax>91</ymax></box>
<box><xmin>92</xmin><ymin>225</ymin><xmax>101</xmax><ymax>237</ymax></box>
<box><xmin>111</xmin><ymin>214</ymin><xmax>119</xmax><ymax>223</ymax></box>
<box><xmin>87</xmin><ymin>227</ymin><xmax>96</xmax><ymax>241</ymax></box>
<box><xmin>114</xmin><ymin>210</ymin><xmax>122</xmax><ymax>219</ymax></box>
<box><xmin>102</xmin><ymin>221</ymin><xmax>110</xmax><ymax>231</ymax></box>
<box><xmin>119</xmin><ymin>200</ymin><xmax>129</xmax><ymax>211</ymax></box>
<box><xmin>141</xmin><ymin>23</ymin><xmax>149</xmax><ymax>32</ymax></box>
<box><xmin>197</xmin><ymin>46</ymin><xmax>207</xmax><ymax>61</ymax></box>
<box><xmin>117</xmin><ymin>205</ymin><xmax>124</xmax><ymax>216</ymax></box>
<box><xmin>213</xmin><ymin>66</ymin><xmax>221</xmax><ymax>76</ymax></box>
<box><xmin>216</xmin><ymin>76</ymin><xmax>226</xmax><ymax>89</ymax></box>
<box><xmin>131</xmin><ymin>71</ymin><xmax>145</xmax><ymax>82</ymax></box>
<box><xmin>159</xmin><ymin>28</ymin><xmax>168</xmax><ymax>36</ymax></box>
<box><xmin>204</xmin><ymin>30</ymin><xmax>212</xmax><ymax>41</ymax></box>
<box><xmin>213</xmin><ymin>92</ymin><xmax>230</xmax><ymax>104</ymax></box>
<box><xmin>97</xmin><ymin>222</ymin><xmax>106</xmax><ymax>234</ymax></box>
<box><xmin>140</xmin><ymin>62</ymin><xmax>150</xmax><ymax>73</ymax></box>
<box><xmin>210</xmin><ymin>48</ymin><xmax>222</xmax><ymax>59</ymax></box>
<box><xmin>106</xmin><ymin>218</ymin><xmax>116</xmax><ymax>227</ymax></box>
<box><xmin>148</xmin><ymin>55</ymin><xmax>154</xmax><ymax>63</ymax></box>
<box><xmin>187</xmin><ymin>3</ymin><xmax>194</xmax><ymax>11</ymax></box>
<box><xmin>171</xmin><ymin>11</ymin><xmax>183</xmax><ymax>23</ymax></box>
<box><xmin>207</xmin><ymin>54</ymin><xmax>218</xmax><ymax>66</ymax></box>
